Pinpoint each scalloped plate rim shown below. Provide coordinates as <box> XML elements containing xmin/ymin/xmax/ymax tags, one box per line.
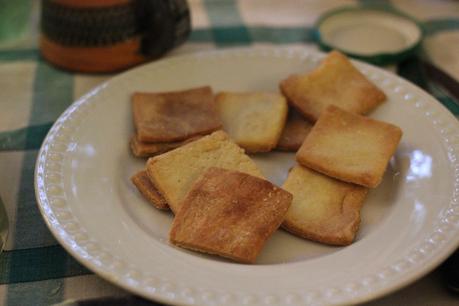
<box><xmin>35</xmin><ymin>46</ymin><xmax>459</xmax><ymax>306</ymax></box>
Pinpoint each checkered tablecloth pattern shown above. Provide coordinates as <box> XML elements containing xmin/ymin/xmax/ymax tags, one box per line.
<box><xmin>1</xmin><ymin>1</ymin><xmax>459</xmax><ymax>305</ymax></box>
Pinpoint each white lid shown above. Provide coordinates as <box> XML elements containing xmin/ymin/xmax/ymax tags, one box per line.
<box><xmin>318</xmin><ymin>9</ymin><xmax>422</xmax><ymax>56</ymax></box>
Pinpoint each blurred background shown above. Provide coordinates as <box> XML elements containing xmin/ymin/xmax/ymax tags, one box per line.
<box><xmin>0</xmin><ymin>0</ymin><xmax>458</xmax><ymax>305</ymax></box>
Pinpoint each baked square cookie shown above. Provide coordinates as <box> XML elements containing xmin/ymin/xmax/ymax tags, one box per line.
<box><xmin>170</xmin><ymin>167</ymin><xmax>292</xmax><ymax>263</ymax></box>
<box><xmin>297</xmin><ymin>105</ymin><xmax>402</xmax><ymax>188</ymax></box>
<box><xmin>280</xmin><ymin>51</ymin><xmax>386</xmax><ymax>122</ymax></box>
<box><xmin>131</xmin><ymin>170</ymin><xmax>169</xmax><ymax>210</ymax></box>
<box><xmin>146</xmin><ymin>131</ymin><xmax>264</xmax><ymax>213</ymax></box>
<box><xmin>132</xmin><ymin>86</ymin><xmax>221</xmax><ymax>142</ymax></box>
<box><xmin>282</xmin><ymin>165</ymin><xmax>367</xmax><ymax>245</ymax></box>
<box><xmin>130</xmin><ymin>134</ymin><xmax>201</xmax><ymax>157</ymax></box>
<box><xmin>276</xmin><ymin>108</ymin><xmax>313</xmax><ymax>151</ymax></box>
<box><xmin>215</xmin><ymin>92</ymin><xmax>288</xmax><ymax>152</ymax></box>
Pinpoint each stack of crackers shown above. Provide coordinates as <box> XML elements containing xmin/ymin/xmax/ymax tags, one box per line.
<box><xmin>130</xmin><ymin>50</ymin><xmax>402</xmax><ymax>263</ymax></box>
<box><xmin>130</xmin><ymin>86</ymin><xmax>221</xmax><ymax>157</ymax></box>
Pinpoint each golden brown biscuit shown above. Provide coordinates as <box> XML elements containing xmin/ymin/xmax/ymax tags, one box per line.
<box><xmin>296</xmin><ymin>105</ymin><xmax>402</xmax><ymax>188</ymax></box>
<box><xmin>215</xmin><ymin>92</ymin><xmax>288</xmax><ymax>153</ymax></box>
<box><xmin>280</xmin><ymin>51</ymin><xmax>386</xmax><ymax>122</ymax></box>
<box><xmin>146</xmin><ymin>131</ymin><xmax>264</xmax><ymax>213</ymax></box>
<box><xmin>131</xmin><ymin>170</ymin><xmax>169</xmax><ymax>210</ymax></box>
<box><xmin>132</xmin><ymin>86</ymin><xmax>221</xmax><ymax>142</ymax></box>
<box><xmin>276</xmin><ymin>108</ymin><xmax>313</xmax><ymax>151</ymax></box>
<box><xmin>170</xmin><ymin>167</ymin><xmax>292</xmax><ymax>263</ymax></box>
<box><xmin>282</xmin><ymin>165</ymin><xmax>367</xmax><ymax>245</ymax></box>
<box><xmin>130</xmin><ymin>135</ymin><xmax>201</xmax><ymax>157</ymax></box>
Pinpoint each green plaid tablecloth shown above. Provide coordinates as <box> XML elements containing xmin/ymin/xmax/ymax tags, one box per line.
<box><xmin>1</xmin><ymin>0</ymin><xmax>459</xmax><ymax>305</ymax></box>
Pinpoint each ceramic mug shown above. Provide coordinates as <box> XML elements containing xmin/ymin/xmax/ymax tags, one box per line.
<box><xmin>40</xmin><ymin>0</ymin><xmax>191</xmax><ymax>73</ymax></box>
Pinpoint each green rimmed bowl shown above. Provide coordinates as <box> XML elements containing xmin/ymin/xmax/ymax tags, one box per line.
<box><xmin>315</xmin><ymin>7</ymin><xmax>424</xmax><ymax>65</ymax></box>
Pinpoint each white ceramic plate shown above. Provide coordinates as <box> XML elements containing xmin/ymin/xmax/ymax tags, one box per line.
<box><xmin>35</xmin><ymin>47</ymin><xmax>459</xmax><ymax>306</ymax></box>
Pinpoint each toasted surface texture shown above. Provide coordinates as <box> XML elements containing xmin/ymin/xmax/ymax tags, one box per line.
<box><xmin>276</xmin><ymin>108</ymin><xmax>313</xmax><ymax>151</ymax></box>
<box><xmin>146</xmin><ymin>131</ymin><xmax>264</xmax><ymax>213</ymax></box>
<box><xmin>131</xmin><ymin>170</ymin><xmax>169</xmax><ymax>210</ymax></box>
<box><xmin>280</xmin><ymin>51</ymin><xmax>386</xmax><ymax>122</ymax></box>
<box><xmin>132</xmin><ymin>86</ymin><xmax>221</xmax><ymax>142</ymax></box>
<box><xmin>170</xmin><ymin>167</ymin><xmax>292</xmax><ymax>263</ymax></box>
<box><xmin>297</xmin><ymin>105</ymin><xmax>402</xmax><ymax>188</ymax></box>
<box><xmin>215</xmin><ymin>92</ymin><xmax>288</xmax><ymax>152</ymax></box>
<box><xmin>282</xmin><ymin>165</ymin><xmax>367</xmax><ymax>245</ymax></box>
<box><xmin>130</xmin><ymin>135</ymin><xmax>201</xmax><ymax>157</ymax></box>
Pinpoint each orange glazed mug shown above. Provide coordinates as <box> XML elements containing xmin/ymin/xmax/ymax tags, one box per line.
<box><xmin>40</xmin><ymin>0</ymin><xmax>190</xmax><ymax>73</ymax></box>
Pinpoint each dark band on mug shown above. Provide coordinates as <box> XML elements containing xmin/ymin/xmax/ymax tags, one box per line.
<box><xmin>41</xmin><ymin>0</ymin><xmax>190</xmax><ymax>57</ymax></box>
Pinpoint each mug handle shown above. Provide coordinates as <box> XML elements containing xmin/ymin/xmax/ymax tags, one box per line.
<box><xmin>136</xmin><ymin>0</ymin><xmax>191</xmax><ymax>58</ymax></box>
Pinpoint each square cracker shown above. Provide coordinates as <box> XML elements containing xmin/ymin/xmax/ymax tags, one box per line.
<box><xmin>146</xmin><ymin>130</ymin><xmax>264</xmax><ymax>213</ymax></box>
<box><xmin>130</xmin><ymin>134</ymin><xmax>201</xmax><ymax>157</ymax></box>
<box><xmin>280</xmin><ymin>51</ymin><xmax>386</xmax><ymax>122</ymax></box>
<box><xmin>131</xmin><ymin>170</ymin><xmax>169</xmax><ymax>210</ymax></box>
<box><xmin>276</xmin><ymin>108</ymin><xmax>313</xmax><ymax>151</ymax></box>
<box><xmin>215</xmin><ymin>92</ymin><xmax>288</xmax><ymax>152</ymax></box>
<box><xmin>297</xmin><ymin>105</ymin><xmax>402</xmax><ymax>188</ymax></box>
<box><xmin>132</xmin><ymin>86</ymin><xmax>221</xmax><ymax>142</ymax></box>
<box><xmin>170</xmin><ymin>167</ymin><xmax>292</xmax><ymax>263</ymax></box>
<box><xmin>282</xmin><ymin>165</ymin><xmax>367</xmax><ymax>245</ymax></box>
